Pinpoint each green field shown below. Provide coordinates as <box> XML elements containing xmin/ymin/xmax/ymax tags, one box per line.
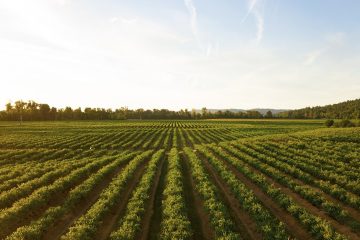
<box><xmin>0</xmin><ymin>120</ymin><xmax>360</xmax><ymax>240</ymax></box>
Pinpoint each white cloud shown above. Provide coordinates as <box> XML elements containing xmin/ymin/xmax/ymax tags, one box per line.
<box><xmin>0</xmin><ymin>1</ymin><xmax>358</xmax><ymax>110</ymax></box>
<box><xmin>304</xmin><ymin>48</ymin><xmax>327</xmax><ymax>65</ymax></box>
<box><xmin>304</xmin><ymin>32</ymin><xmax>347</xmax><ymax>65</ymax></box>
<box><xmin>184</xmin><ymin>0</ymin><xmax>198</xmax><ymax>38</ymax></box>
<box><xmin>253</xmin><ymin>10</ymin><xmax>264</xmax><ymax>44</ymax></box>
<box><xmin>183</xmin><ymin>0</ymin><xmax>215</xmax><ymax>57</ymax></box>
<box><xmin>326</xmin><ymin>32</ymin><xmax>346</xmax><ymax>46</ymax></box>
<box><xmin>109</xmin><ymin>17</ymin><xmax>118</xmax><ymax>24</ymax></box>
<box><xmin>241</xmin><ymin>0</ymin><xmax>265</xmax><ymax>44</ymax></box>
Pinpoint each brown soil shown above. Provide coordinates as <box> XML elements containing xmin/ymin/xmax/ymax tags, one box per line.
<box><xmin>260</xmin><ymin>169</ymin><xmax>360</xmax><ymax>239</ymax></box>
<box><xmin>256</xmin><ymin>146</ymin><xmax>360</xmax><ymax>223</ymax></box>
<box><xmin>147</xmin><ymin>155</ymin><xmax>168</xmax><ymax>240</ymax></box>
<box><xmin>198</xmin><ymin>154</ymin><xmax>263</xmax><ymax>240</ymax></box>
<box><xmin>216</xmin><ymin>147</ymin><xmax>360</xmax><ymax>240</ymax></box>
<box><xmin>138</xmin><ymin>130</ymin><xmax>160</xmax><ymax>150</ymax></box>
<box><xmin>152</xmin><ymin>130</ymin><xmax>168</xmax><ymax>150</ymax></box>
<box><xmin>138</xmin><ymin>155</ymin><xmax>166</xmax><ymax>240</ymax></box>
<box><xmin>0</xmin><ymin>161</ymin><xmax>108</xmax><ymax>240</ymax></box>
<box><xmin>43</xmin><ymin>158</ymin><xmax>132</xmax><ymax>240</ymax></box>
<box><xmin>94</xmin><ymin>159</ymin><xmax>149</xmax><ymax>240</ymax></box>
<box><xmin>233</xmin><ymin>146</ymin><xmax>360</xmax><ymax>239</ymax></box>
<box><xmin>181</xmin><ymin>152</ymin><xmax>214</xmax><ymax>240</ymax></box>
<box><xmin>309</xmin><ymin>184</ymin><xmax>360</xmax><ymax>224</ymax></box>
<box><xmin>176</xmin><ymin>129</ymin><xmax>184</xmax><ymax>149</ymax></box>
<box><xmin>186</xmin><ymin>130</ymin><xmax>201</xmax><ymax>145</ymax></box>
<box><xmin>181</xmin><ymin>129</ymin><xmax>194</xmax><ymax>148</ymax></box>
<box><xmin>166</xmin><ymin>129</ymin><xmax>174</xmax><ymax>150</ymax></box>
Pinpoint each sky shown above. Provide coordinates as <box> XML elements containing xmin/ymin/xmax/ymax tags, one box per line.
<box><xmin>0</xmin><ymin>0</ymin><xmax>359</xmax><ymax>110</ymax></box>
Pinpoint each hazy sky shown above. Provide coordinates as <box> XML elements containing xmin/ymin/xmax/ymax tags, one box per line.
<box><xmin>1</xmin><ymin>0</ymin><xmax>359</xmax><ymax>110</ymax></box>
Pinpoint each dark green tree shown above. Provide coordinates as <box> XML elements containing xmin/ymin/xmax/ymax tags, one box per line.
<box><xmin>324</xmin><ymin>119</ymin><xmax>334</xmax><ymax>127</ymax></box>
<box><xmin>265</xmin><ymin>110</ymin><xmax>273</xmax><ymax>118</ymax></box>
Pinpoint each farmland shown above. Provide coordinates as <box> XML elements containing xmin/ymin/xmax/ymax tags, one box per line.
<box><xmin>0</xmin><ymin>120</ymin><xmax>360</xmax><ymax>240</ymax></box>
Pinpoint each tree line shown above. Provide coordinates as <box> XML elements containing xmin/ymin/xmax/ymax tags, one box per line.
<box><xmin>277</xmin><ymin>98</ymin><xmax>360</xmax><ymax>119</ymax></box>
<box><xmin>0</xmin><ymin>100</ymin><xmax>269</xmax><ymax>121</ymax></box>
<box><xmin>2</xmin><ymin>98</ymin><xmax>359</xmax><ymax>121</ymax></box>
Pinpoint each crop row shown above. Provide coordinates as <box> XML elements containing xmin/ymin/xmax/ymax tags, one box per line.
<box><xmin>61</xmin><ymin>150</ymin><xmax>154</xmax><ymax>240</ymax></box>
<box><xmin>236</xmin><ymin>142</ymin><xmax>360</xmax><ymax>210</ymax></box>
<box><xmin>109</xmin><ymin>149</ymin><xmax>164</xmax><ymax>239</ymax></box>
<box><xmin>159</xmin><ymin>148</ymin><xmax>192</xmax><ymax>240</ymax></box>
<box><xmin>0</xmin><ymin>152</ymin><xmax>130</xmax><ymax>239</ymax></box>
<box><xmin>5</xmin><ymin>151</ymin><xmax>137</xmax><ymax>240</ymax></box>
<box><xmin>218</xmin><ymin>143</ymin><xmax>348</xmax><ymax>240</ymax></box>
<box><xmin>183</xmin><ymin>147</ymin><xmax>241</xmax><ymax>239</ymax></box>
<box><xmin>196</xmin><ymin>145</ymin><xmax>289</xmax><ymax>240</ymax></box>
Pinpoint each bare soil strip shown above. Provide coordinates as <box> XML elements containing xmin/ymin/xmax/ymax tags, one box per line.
<box><xmin>309</xmin><ymin>184</ymin><xmax>360</xmax><ymax>224</ymax></box>
<box><xmin>166</xmin><ymin>129</ymin><xmax>174</xmax><ymax>150</ymax></box>
<box><xmin>94</xmin><ymin>159</ymin><xmax>149</xmax><ymax>240</ymax></box>
<box><xmin>1</xmin><ymin>162</ymin><xmax>106</xmax><ymax>239</ymax></box>
<box><xmin>148</xmin><ymin>155</ymin><xmax>168</xmax><ymax>240</ymax></box>
<box><xmin>198</xmin><ymin>154</ymin><xmax>262</xmax><ymax>240</ymax></box>
<box><xmin>234</xmin><ymin>147</ymin><xmax>360</xmax><ymax>238</ymax></box>
<box><xmin>270</xmin><ymin>155</ymin><xmax>360</xmax><ymax>224</ymax></box>
<box><xmin>181</xmin><ymin>129</ymin><xmax>194</xmax><ymax>148</ymax></box>
<box><xmin>181</xmin><ymin>153</ymin><xmax>214</xmax><ymax>240</ymax></box>
<box><xmin>259</xmin><ymin>169</ymin><xmax>360</xmax><ymax>239</ymax></box>
<box><xmin>138</xmin><ymin>155</ymin><xmax>166</xmax><ymax>240</ymax></box>
<box><xmin>212</xmin><ymin>150</ymin><xmax>329</xmax><ymax>240</ymax></box>
<box><xmin>153</xmin><ymin>130</ymin><xmax>168</xmax><ymax>150</ymax></box>
<box><xmin>43</xmin><ymin>158</ymin><xmax>132</xmax><ymax>240</ymax></box>
<box><xmin>176</xmin><ymin>129</ymin><xmax>184</xmax><ymax>149</ymax></box>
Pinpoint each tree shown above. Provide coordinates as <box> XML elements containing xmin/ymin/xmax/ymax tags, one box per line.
<box><xmin>63</xmin><ymin>107</ymin><xmax>74</xmax><ymax>120</ymax></box>
<box><xmin>39</xmin><ymin>104</ymin><xmax>51</xmax><ymax>120</ymax></box>
<box><xmin>14</xmin><ymin>100</ymin><xmax>26</xmax><ymax>124</ymax></box>
<box><xmin>246</xmin><ymin>110</ymin><xmax>262</xmax><ymax>118</ymax></box>
<box><xmin>136</xmin><ymin>108</ymin><xmax>144</xmax><ymax>120</ymax></box>
<box><xmin>191</xmin><ymin>109</ymin><xmax>197</xmax><ymax>119</ymax></box>
<box><xmin>50</xmin><ymin>107</ymin><xmax>57</xmax><ymax>120</ymax></box>
<box><xmin>120</xmin><ymin>107</ymin><xmax>128</xmax><ymax>120</ymax></box>
<box><xmin>265</xmin><ymin>111</ymin><xmax>273</xmax><ymax>118</ymax></box>
<box><xmin>5</xmin><ymin>103</ymin><xmax>12</xmax><ymax>112</ymax></box>
<box><xmin>324</xmin><ymin>119</ymin><xmax>334</xmax><ymax>127</ymax></box>
<box><xmin>73</xmin><ymin>107</ymin><xmax>83</xmax><ymax>120</ymax></box>
<box><xmin>335</xmin><ymin>119</ymin><xmax>355</xmax><ymax>128</ymax></box>
<box><xmin>201</xmin><ymin>107</ymin><xmax>208</xmax><ymax>119</ymax></box>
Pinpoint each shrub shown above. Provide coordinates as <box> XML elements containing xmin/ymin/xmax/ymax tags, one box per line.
<box><xmin>324</xmin><ymin>119</ymin><xmax>334</xmax><ymax>127</ymax></box>
<box><xmin>334</xmin><ymin>119</ymin><xmax>355</xmax><ymax>128</ymax></box>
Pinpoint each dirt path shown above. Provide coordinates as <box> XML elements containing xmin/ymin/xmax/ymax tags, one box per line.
<box><xmin>0</xmin><ymin>162</ymin><xmax>107</xmax><ymax>240</ymax></box>
<box><xmin>214</xmin><ymin>148</ymin><xmax>355</xmax><ymax>240</ymax></box>
<box><xmin>259</xmin><ymin>169</ymin><xmax>360</xmax><ymax>239</ymax></box>
<box><xmin>181</xmin><ymin>153</ymin><xmax>214</xmax><ymax>240</ymax></box>
<box><xmin>230</xmin><ymin>146</ymin><xmax>360</xmax><ymax>239</ymax></box>
<box><xmin>276</xmin><ymin>164</ymin><xmax>360</xmax><ymax>224</ymax></box>
<box><xmin>309</xmin><ymin>184</ymin><xmax>360</xmax><ymax>223</ymax></box>
<box><xmin>176</xmin><ymin>128</ymin><xmax>184</xmax><ymax>149</ymax></box>
<box><xmin>148</xmin><ymin>155</ymin><xmax>168</xmax><ymax>240</ymax></box>
<box><xmin>246</xmin><ymin>144</ymin><xmax>360</xmax><ymax>213</ymax></box>
<box><xmin>94</xmin><ymin>159</ymin><xmax>149</xmax><ymax>240</ymax></box>
<box><xmin>138</xmin><ymin>155</ymin><xmax>166</xmax><ymax>240</ymax></box>
<box><xmin>153</xmin><ymin>130</ymin><xmax>168</xmax><ymax>150</ymax></box>
<box><xmin>43</xmin><ymin>158</ymin><xmax>132</xmax><ymax>240</ymax></box>
<box><xmin>198</xmin><ymin>154</ymin><xmax>263</xmax><ymax>240</ymax></box>
<box><xmin>181</xmin><ymin>129</ymin><xmax>194</xmax><ymax>148</ymax></box>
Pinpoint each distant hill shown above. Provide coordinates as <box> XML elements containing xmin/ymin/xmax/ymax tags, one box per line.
<box><xmin>198</xmin><ymin>108</ymin><xmax>289</xmax><ymax>115</ymax></box>
<box><xmin>249</xmin><ymin>108</ymin><xmax>290</xmax><ymax>115</ymax></box>
<box><xmin>277</xmin><ymin>98</ymin><xmax>360</xmax><ymax>119</ymax></box>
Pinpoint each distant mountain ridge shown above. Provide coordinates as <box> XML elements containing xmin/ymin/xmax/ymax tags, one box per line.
<box><xmin>198</xmin><ymin>108</ymin><xmax>290</xmax><ymax>115</ymax></box>
<box><xmin>277</xmin><ymin>98</ymin><xmax>360</xmax><ymax>119</ymax></box>
<box><xmin>200</xmin><ymin>98</ymin><xmax>360</xmax><ymax>119</ymax></box>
